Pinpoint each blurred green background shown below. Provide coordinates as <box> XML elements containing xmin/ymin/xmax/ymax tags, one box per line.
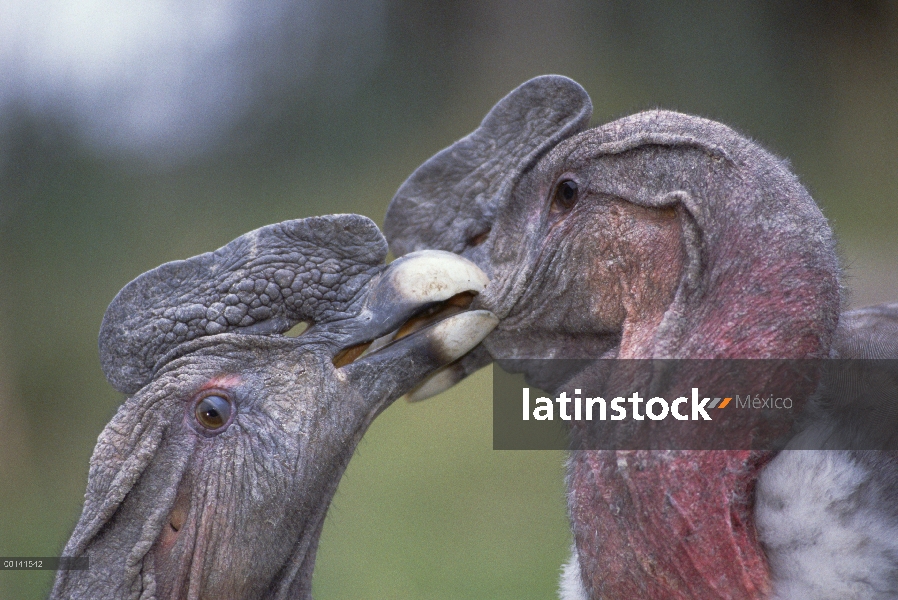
<box><xmin>1</xmin><ymin>2</ymin><xmax>897</xmax><ymax>598</ymax></box>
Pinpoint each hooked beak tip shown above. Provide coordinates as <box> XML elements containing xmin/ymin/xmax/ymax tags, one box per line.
<box><xmin>405</xmin><ymin>309</ymin><xmax>498</xmax><ymax>401</ymax></box>
<box><xmin>426</xmin><ymin>309</ymin><xmax>498</xmax><ymax>364</ymax></box>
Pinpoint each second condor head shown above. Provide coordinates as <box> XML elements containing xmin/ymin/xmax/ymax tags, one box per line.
<box><xmin>385</xmin><ymin>77</ymin><xmax>898</xmax><ymax>599</ymax></box>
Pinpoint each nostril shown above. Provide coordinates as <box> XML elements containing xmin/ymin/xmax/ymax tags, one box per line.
<box><xmin>285</xmin><ymin>321</ymin><xmax>310</xmax><ymax>337</ymax></box>
<box><xmin>468</xmin><ymin>229</ymin><xmax>490</xmax><ymax>247</ymax></box>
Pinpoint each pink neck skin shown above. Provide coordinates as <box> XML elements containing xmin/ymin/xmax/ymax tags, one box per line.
<box><xmin>569</xmin><ymin>229</ymin><xmax>837</xmax><ymax>599</ymax></box>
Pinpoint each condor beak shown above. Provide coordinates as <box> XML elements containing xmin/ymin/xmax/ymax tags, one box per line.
<box><xmin>328</xmin><ymin>250</ymin><xmax>497</xmax><ymax>395</ymax></box>
<box><xmin>363</xmin><ymin>249</ymin><xmax>490</xmax><ymax>330</ymax></box>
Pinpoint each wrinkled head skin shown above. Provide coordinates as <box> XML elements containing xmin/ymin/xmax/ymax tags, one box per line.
<box><xmin>387</xmin><ymin>76</ymin><xmax>840</xmax><ymax>364</ymax></box>
<box><xmin>52</xmin><ymin>214</ymin><xmax>497</xmax><ymax>600</ymax></box>
<box><xmin>385</xmin><ymin>77</ymin><xmax>848</xmax><ymax>598</ymax></box>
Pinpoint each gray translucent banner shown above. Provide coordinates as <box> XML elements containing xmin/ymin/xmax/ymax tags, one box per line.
<box><xmin>493</xmin><ymin>360</ymin><xmax>898</xmax><ymax>450</ymax></box>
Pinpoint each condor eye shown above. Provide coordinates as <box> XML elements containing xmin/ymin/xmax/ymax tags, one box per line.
<box><xmin>192</xmin><ymin>392</ymin><xmax>233</xmax><ymax>433</ymax></box>
<box><xmin>553</xmin><ymin>180</ymin><xmax>579</xmax><ymax>211</ymax></box>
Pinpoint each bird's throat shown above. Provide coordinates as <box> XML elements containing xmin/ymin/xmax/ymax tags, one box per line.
<box><xmin>570</xmin><ymin>449</ymin><xmax>773</xmax><ymax>599</ymax></box>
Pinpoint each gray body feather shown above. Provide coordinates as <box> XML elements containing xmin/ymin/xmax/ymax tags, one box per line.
<box><xmin>758</xmin><ymin>305</ymin><xmax>898</xmax><ymax>599</ymax></box>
